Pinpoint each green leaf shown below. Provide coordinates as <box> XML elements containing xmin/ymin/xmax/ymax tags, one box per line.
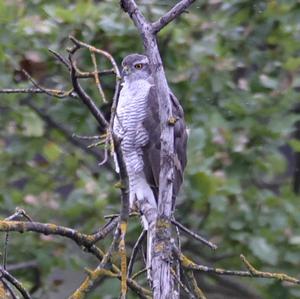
<box><xmin>289</xmin><ymin>139</ymin><xmax>300</xmax><ymax>152</ymax></box>
<box><xmin>249</xmin><ymin>237</ymin><xmax>279</xmax><ymax>265</ymax></box>
<box><xmin>43</xmin><ymin>142</ymin><xmax>62</xmax><ymax>162</ymax></box>
<box><xmin>22</xmin><ymin>110</ymin><xmax>44</xmax><ymax>137</ymax></box>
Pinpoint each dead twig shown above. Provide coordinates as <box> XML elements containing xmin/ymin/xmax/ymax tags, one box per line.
<box><xmin>90</xmin><ymin>50</ymin><xmax>107</xmax><ymax>103</ymax></box>
<box><xmin>171</xmin><ymin>219</ymin><xmax>217</xmax><ymax>250</ymax></box>
<box><xmin>0</xmin><ymin>266</ymin><xmax>31</xmax><ymax>299</ymax></box>
<box><xmin>128</xmin><ymin>230</ymin><xmax>146</xmax><ymax>278</ymax></box>
<box><xmin>173</xmin><ymin>244</ymin><xmax>300</xmax><ymax>285</ymax></box>
<box><xmin>22</xmin><ymin>69</ymin><xmax>74</xmax><ymax>98</ymax></box>
<box><xmin>152</xmin><ymin>0</ymin><xmax>196</xmax><ymax>33</ymax></box>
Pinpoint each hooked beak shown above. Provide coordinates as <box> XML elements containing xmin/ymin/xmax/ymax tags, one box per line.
<box><xmin>121</xmin><ymin>65</ymin><xmax>130</xmax><ymax>77</ymax></box>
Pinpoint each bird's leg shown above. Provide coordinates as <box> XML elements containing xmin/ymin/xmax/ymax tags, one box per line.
<box><xmin>72</xmin><ymin>132</ymin><xmax>108</xmax><ymax>148</ymax></box>
<box><xmin>89</xmin><ymin>132</ymin><xmax>109</xmax><ymax>149</ymax></box>
<box><xmin>73</xmin><ymin>130</ymin><xmax>115</xmax><ymax>167</ymax></box>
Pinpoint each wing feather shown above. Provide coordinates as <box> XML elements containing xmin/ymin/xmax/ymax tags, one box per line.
<box><xmin>142</xmin><ymin>87</ymin><xmax>187</xmax><ymax>208</ymax></box>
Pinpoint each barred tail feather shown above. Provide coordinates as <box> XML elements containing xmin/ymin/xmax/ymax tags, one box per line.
<box><xmin>132</xmin><ymin>176</ymin><xmax>157</xmax><ymax>282</ymax></box>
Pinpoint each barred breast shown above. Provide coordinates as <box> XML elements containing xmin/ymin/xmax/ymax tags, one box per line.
<box><xmin>113</xmin><ymin>79</ymin><xmax>152</xmax><ymax>175</ymax></box>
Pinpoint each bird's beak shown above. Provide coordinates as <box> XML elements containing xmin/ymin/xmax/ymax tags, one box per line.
<box><xmin>122</xmin><ymin>65</ymin><xmax>130</xmax><ymax>77</ymax></box>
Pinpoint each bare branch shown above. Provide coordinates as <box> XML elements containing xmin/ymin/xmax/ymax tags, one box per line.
<box><xmin>49</xmin><ymin>48</ymin><xmax>115</xmax><ymax>79</ymax></box>
<box><xmin>0</xmin><ymin>88</ymin><xmax>47</xmax><ymax>94</ymax></box>
<box><xmin>0</xmin><ymin>220</ymin><xmax>114</xmax><ymax>249</ymax></box>
<box><xmin>91</xmin><ymin>217</ymin><xmax>119</xmax><ymax>244</ymax></box>
<box><xmin>69</xmin><ymin>227</ymin><xmax>121</xmax><ymax>299</ymax></box>
<box><xmin>69</xmin><ymin>49</ymin><xmax>109</xmax><ymax>129</ymax></box>
<box><xmin>90</xmin><ymin>50</ymin><xmax>107</xmax><ymax>103</ymax></box>
<box><xmin>131</xmin><ymin>268</ymin><xmax>147</xmax><ymax>280</ymax></box>
<box><xmin>0</xmin><ymin>266</ymin><xmax>31</xmax><ymax>299</ymax></box>
<box><xmin>120</xmin><ymin>0</ymin><xmax>149</xmax><ymax>34</ymax></box>
<box><xmin>69</xmin><ymin>36</ymin><xmax>121</xmax><ymax>79</ymax></box>
<box><xmin>0</xmin><ymin>87</ymin><xmax>77</xmax><ymax>98</ymax></box>
<box><xmin>152</xmin><ymin>0</ymin><xmax>196</xmax><ymax>33</ymax></box>
<box><xmin>171</xmin><ymin>219</ymin><xmax>217</xmax><ymax>250</ymax></box>
<box><xmin>171</xmin><ymin>268</ymin><xmax>195</xmax><ymax>298</ymax></box>
<box><xmin>22</xmin><ymin>69</ymin><xmax>75</xmax><ymax>98</ymax></box>
<box><xmin>173</xmin><ymin>245</ymin><xmax>300</xmax><ymax>285</ymax></box>
<box><xmin>186</xmin><ymin>270</ymin><xmax>207</xmax><ymax>299</ymax></box>
<box><xmin>48</xmin><ymin>48</ymin><xmax>71</xmax><ymax>70</ymax></box>
<box><xmin>1</xmin><ymin>278</ymin><xmax>18</xmax><ymax>299</ymax></box>
<box><xmin>128</xmin><ymin>230</ymin><xmax>146</xmax><ymax>278</ymax></box>
<box><xmin>5</xmin><ymin>208</ymin><xmax>32</xmax><ymax>222</ymax></box>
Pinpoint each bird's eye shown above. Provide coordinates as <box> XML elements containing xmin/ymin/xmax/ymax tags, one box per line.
<box><xmin>134</xmin><ymin>63</ymin><xmax>143</xmax><ymax>69</ymax></box>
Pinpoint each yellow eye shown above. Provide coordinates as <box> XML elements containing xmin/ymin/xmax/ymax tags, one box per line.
<box><xmin>134</xmin><ymin>63</ymin><xmax>143</xmax><ymax>69</ymax></box>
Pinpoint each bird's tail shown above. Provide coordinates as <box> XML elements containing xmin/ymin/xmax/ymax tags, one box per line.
<box><xmin>132</xmin><ymin>175</ymin><xmax>157</xmax><ymax>282</ymax></box>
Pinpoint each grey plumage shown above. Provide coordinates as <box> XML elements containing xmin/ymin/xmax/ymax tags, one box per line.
<box><xmin>113</xmin><ymin>53</ymin><xmax>187</xmax><ymax>209</ymax></box>
<box><xmin>113</xmin><ymin>53</ymin><xmax>187</xmax><ymax>281</ymax></box>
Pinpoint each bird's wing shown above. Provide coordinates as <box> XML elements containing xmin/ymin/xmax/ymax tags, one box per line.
<box><xmin>142</xmin><ymin>86</ymin><xmax>187</xmax><ymax>206</ymax></box>
<box><xmin>170</xmin><ymin>90</ymin><xmax>188</xmax><ymax>200</ymax></box>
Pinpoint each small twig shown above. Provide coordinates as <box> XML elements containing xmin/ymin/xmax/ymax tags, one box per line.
<box><xmin>69</xmin><ymin>226</ymin><xmax>121</xmax><ymax>299</ymax></box>
<box><xmin>72</xmin><ymin>133</ymin><xmax>103</xmax><ymax>140</ymax></box>
<box><xmin>104</xmin><ymin>212</ymin><xmax>140</xmax><ymax>220</ymax></box>
<box><xmin>171</xmin><ymin>219</ymin><xmax>217</xmax><ymax>250</ymax></box>
<box><xmin>69</xmin><ymin>36</ymin><xmax>121</xmax><ymax>78</ymax></box>
<box><xmin>69</xmin><ymin>49</ymin><xmax>109</xmax><ymax>129</ymax></box>
<box><xmin>2</xmin><ymin>233</ymin><xmax>9</xmax><ymax>270</ymax></box>
<box><xmin>7</xmin><ymin>260</ymin><xmax>38</xmax><ymax>272</ymax></box>
<box><xmin>21</xmin><ymin>69</ymin><xmax>74</xmax><ymax>98</ymax></box>
<box><xmin>0</xmin><ymin>266</ymin><xmax>31</xmax><ymax>299</ymax></box>
<box><xmin>240</xmin><ymin>254</ymin><xmax>300</xmax><ymax>283</ymax></box>
<box><xmin>48</xmin><ymin>48</ymin><xmax>70</xmax><ymax>70</ymax></box>
<box><xmin>91</xmin><ymin>217</ymin><xmax>119</xmax><ymax>244</ymax></box>
<box><xmin>173</xmin><ymin>245</ymin><xmax>300</xmax><ymax>285</ymax></box>
<box><xmin>171</xmin><ymin>268</ymin><xmax>195</xmax><ymax>298</ymax></box>
<box><xmin>186</xmin><ymin>270</ymin><xmax>207</xmax><ymax>299</ymax></box>
<box><xmin>152</xmin><ymin>0</ymin><xmax>196</xmax><ymax>33</ymax></box>
<box><xmin>90</xmin><ymin>50</ymin><xmax>107</xmax><ymax>103</ymax></box>
<box><xmin>175</xmin><ymin>221</ymin><xmax>181</xmax><ymax>295</ymax></box>
<box><xmin>3</xmin><ymin>209</ymin><xmax>33</xmax><ymax>270</ymax></box>
<box><xmin>5</xmin><ymin>208</ymin><xmax>32</xmax><ymax>222</ymax></box>
<box><xmin>128</xmin><ymin>230</ymin><xmax>146</xmax><ymax>278</ymax></box>
<box><xmin>131</xmin><ymin>268</ymin><xmax>147</xmax><ymax>280</ymax></box>
<box><xmin>0</xmin><ymin>219</ymin><xmax>116</xmax><ymax>251</ymax></box>
<box><xmin>0</xmin><ymin>88</ymin><xmax>48</xmax><ymax>94</ymax></box>
<box><xmin>1</xmin><ymin>278</ymin><xmax>18</xmax><ymax>299</ymax></box>
<box><xmin>0</xmin><ymin>87</ymin><xmax>77</xmax><ymax>98</ymax></box>
<box><xmin>77</xmin><ymin>68</ymin><xmax>115</xmax><ymax>79</ymax></box>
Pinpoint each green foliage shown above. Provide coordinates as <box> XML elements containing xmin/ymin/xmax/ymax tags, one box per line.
<box><xmin>1</xmin><ymin>0</ymin><xmax>300</xmax><ymax>298</ymax></box>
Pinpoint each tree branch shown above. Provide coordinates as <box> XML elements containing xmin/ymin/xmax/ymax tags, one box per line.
<box><xmin>0</xmin><ymin>266</ymin><xmax>31</xmax><ymax>299</ymax></box>
<box><xmin>128</xmin><ymin>230</ymin><xmax>146</xmax><ymax>278</ymax></box>
<box><xmin>68</xmin><ymin>48</ymin><xmax>109</xmax><ymax>129</ymax></box>
<box><xmin>152</xmin><ymin>0</ymin><xmax>196</xmax><ymax>33</ymax></box>
<box><xmin>0</xmin><ymin>219</ymin><xmax>115</xmax><ymax>249</ymax></box>
<box><xmin>174</xmin><ymin>246</ymin><xmax>300</xmax><ymax>285</ymax></box>
<box><xmin>171</xmin><ymin>219</ymin><xmax>217</xmax><ymax>250</ymax></box>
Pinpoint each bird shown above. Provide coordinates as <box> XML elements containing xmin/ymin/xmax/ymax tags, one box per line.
<box><xmin>112</xmin><ymin>53</ymin><xmax>187</xmax><ymax>277</ymax></box>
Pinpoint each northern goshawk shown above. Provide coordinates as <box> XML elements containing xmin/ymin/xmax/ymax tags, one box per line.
<box><xmin>113</xmin><ymin>53</ymin><xmax>187</xmax><ymax>267</ymax></box>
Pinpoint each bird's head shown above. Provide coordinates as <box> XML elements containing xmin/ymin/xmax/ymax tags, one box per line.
<box><xmin>121</xmin><ymin>54</ymin><xmax>151</xmax><ymax>82</ymax></box>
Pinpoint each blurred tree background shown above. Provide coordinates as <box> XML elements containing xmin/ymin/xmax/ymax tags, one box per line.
<box><xmin>0</xmin><ymin>0</ymin><xmax>300</xmax><ymax>298</ymax></box>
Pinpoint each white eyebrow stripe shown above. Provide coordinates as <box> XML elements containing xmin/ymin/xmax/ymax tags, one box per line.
<box><xmin>135</xmin><ymin>59</ymin><xmax>148</xmax><ymax>64</ymax></box>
